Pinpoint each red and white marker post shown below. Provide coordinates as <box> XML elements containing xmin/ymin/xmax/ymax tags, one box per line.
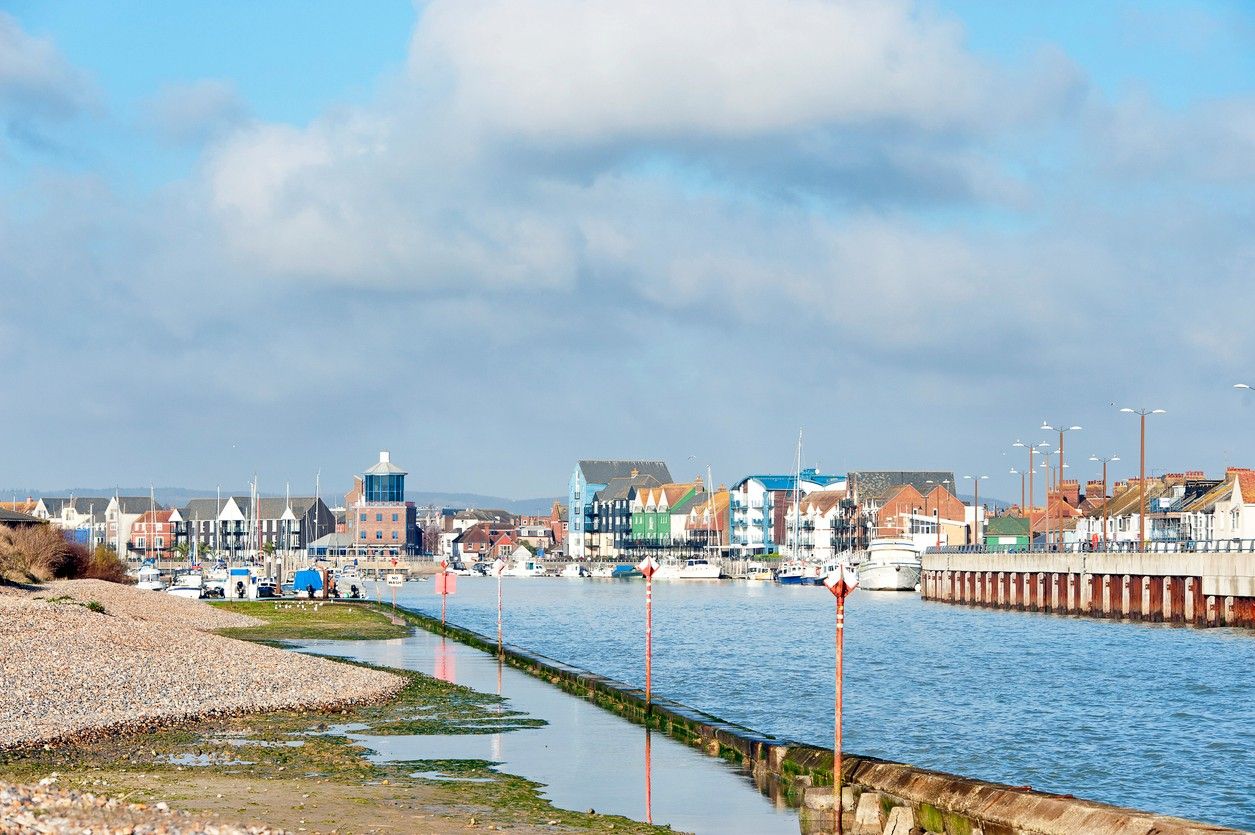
<box><xmin>637</xmin><ymin>556</ymin><xmax>660</xmax><ymax>706</ymax></box>
<box><xmin>439</xmin><ymin>559</ymin><xmax>450</xmax><ymax>624</ymax></box>
<box><xmin>491</xmin><ymin>557</ymin><xmax>507</xmax><ymax>659</ymax></box>
<box><xmin>823</xmin><ymin>563</ymin><xmax>859</xmax><ymax>829</ymax></box>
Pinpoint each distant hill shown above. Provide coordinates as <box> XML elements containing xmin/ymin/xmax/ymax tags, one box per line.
<box><xmin>3</xmin><ymin>486</ymin><xmax>564</xmax><ymax>516</ymax></box>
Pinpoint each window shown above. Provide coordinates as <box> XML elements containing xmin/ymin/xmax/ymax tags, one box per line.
<box><xmin>136</xmin><ymin>537</ymin><xmax>145</xmax><ymax>548</ymax></box>
<box><xmin>376</xmin><ymin>513</ymin><xmax>383</xmax><ymax>522</ymax></box>
<box><xmin>359</xmin><ymin>531</ymin><xmax>366</xmax><ymax>540</ymax></box>
<box><xmin>360</xmin><ymin>513</ymin><xmax>367</xmax><ymax>522</ymax></box>
<box><xmin>392</xmin><ymin>531</ymin><xmax>399</xmax><ymax>540</ymax></box>
<box><xmin>155</xmin><ymin>537</ymin><xmax>164</xmax><ymax>548</ymax></box>
<box><xmin>392</xmin><ymin>513</ymin><xmax>398</xmax><ymax>522</ymax></box>
<box><xmin>376</xmin><ymin>530</ymin><xmax>383</xmax><ymax>540</ymax></box>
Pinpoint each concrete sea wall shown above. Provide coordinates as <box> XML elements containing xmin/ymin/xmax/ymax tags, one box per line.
<box><xmin>388</xmin><ymin>603</ymin><xmax>1241</xmax><ymax>835</ymax></box>
<box><xmin>921</xmin><ymin>552</ymin><xmax>1255</xmax><ymax>628</ymax></box>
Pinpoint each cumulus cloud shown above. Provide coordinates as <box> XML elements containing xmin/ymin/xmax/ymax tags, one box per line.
<box><xmin>142</xmin><ymin>79</ymin><xmax>251</xmax><ymax>145</ymax></box>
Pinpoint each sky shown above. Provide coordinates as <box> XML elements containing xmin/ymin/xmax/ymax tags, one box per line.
<box><xmin>0</xmin><ymin>0</ymin><xmax>1252</xmax><ymax>500</ymax></box>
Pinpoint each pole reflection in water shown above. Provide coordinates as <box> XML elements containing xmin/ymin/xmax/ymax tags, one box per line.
<box><xmin>644</xmin><ymin>727</ymin><xmax>653</xmax><ymax>825</ymax></box>
<box><xmin>434</xmin><ymin>637</ymin><xmax>456</xmax><ymax>684</ymax></box>
<box><xmin>492</xmin><ymin>658</ymin><xmax>504</xmax><ymax>762</ymax></box>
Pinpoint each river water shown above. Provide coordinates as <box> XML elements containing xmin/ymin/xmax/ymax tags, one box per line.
<box><xmin>389</xmin><ymin>576</ymin><xmax>1255</xmax><ymax>830</ymax></box>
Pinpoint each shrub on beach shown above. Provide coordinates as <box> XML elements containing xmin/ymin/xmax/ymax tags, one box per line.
<box><xmin>0</xmin><ymin>525</ymin><xmax>132</xmax><ymax>584</ymax></box>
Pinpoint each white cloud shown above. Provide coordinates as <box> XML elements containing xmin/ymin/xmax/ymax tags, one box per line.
<box><xmin>409</xmin><ymin>0</ymin><xmax>997</xmax><ymax>142</ymax></box>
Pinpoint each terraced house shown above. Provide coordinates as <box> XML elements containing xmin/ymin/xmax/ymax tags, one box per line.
<box><xmin>626</xmin><ymin>479</ymin><xmax>705</xmax><ymax>555</ymax></box>
<box><xmin>567</xmin><ymin>459</ymin><xmax>671</xmax><ymax>558</ymax></box>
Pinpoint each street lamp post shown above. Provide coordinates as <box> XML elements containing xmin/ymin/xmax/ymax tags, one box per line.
<box><xmin>1088</xmin><ymin>454</ymin><xmax>1120</xmax><ymax>550</ymax></box>
<box><xmin>1009</xmin><ymin>468</ymin><xmax>1023</xmax><ymax>514</ymax></box>
<box><xmin>925</xmin><ymin>478</ymin><xmax>953</xmax><ymax>548</ymax></box>
<box><xmin>963</xmin><ymin>475</ymin><xmax>989</xmax><ymax>546</ymax></box>
<box><xmin>1119</xmin><ymin>407</ymin><xmax>1166</xmax><ymax>549</ymax></box>
<box><xmin>1042</xmin><ymin>422</ymin><xmax>1082</xmax><ymax>549</ymax></box>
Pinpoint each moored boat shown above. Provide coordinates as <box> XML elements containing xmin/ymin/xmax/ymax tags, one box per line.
<box><xmin>856</xmin><ymin>537</ymin><xmax>922</xmax><ymax>591</ymax></box>
<box><xmin>654</xmin><ymin>557</ymin><xmax>722</xmax><ymax>580</ymax></box>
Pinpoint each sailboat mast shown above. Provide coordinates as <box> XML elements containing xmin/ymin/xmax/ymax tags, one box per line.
<box><xmin>791</xmin><ymin>429</ymin><xmax>803</xmax><ymax>559</ymax></box>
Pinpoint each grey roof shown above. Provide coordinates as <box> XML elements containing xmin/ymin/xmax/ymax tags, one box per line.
<box><xmin>115</xmin><ymin>496</ymin><xmax>162</xmax><ymax>513</ymax></box>
<box><xmin>183</xmin><ymin>496</ymin><xmax>326</xmax><ymax>520</ymax></box>
<box><xmin>308</xmin><ymin>532</ymin><xmax>354</xmax><ymax>548</ymax></box>
<box><xmin>594</xmin><ymin>474</ymin><xmax>663</xmax><ymax>502</ymax></box>
<box><xmin>578</xmin><ymin>460</ymin><xmax>672</xmax><ymax>486</ymax></box>
<box><xmin>182</xmin><ymin>498</ymin><xmax>227</xmax><ymax>520</ymax></box>
<box><xmin>0</xmin><ymin>508</ymin><xmax>43</xmax><ymax>524</ymax></box>
<box><xmin>41</xmin><ymin>497</ymin><xmax>108</xmax><ymax>516</ymax></box>
<box><xmin>848</xmin><ymin>471</ymin><xmax>957</xmax><ymax>502</ymax></box>
<box><xmin>456</xmin><ymin>508</ymin><xmax>516</xmax><ymax>524</ymax></box>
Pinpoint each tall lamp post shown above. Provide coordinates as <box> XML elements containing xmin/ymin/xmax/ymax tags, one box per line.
<box><xmin>1119</xmin><ymin>406</ymin><xmax>1166</xmax><ymax>549</ymax></box>
<box><xmin>1009</xmin><ymin>468</ymin><xmax>1023</xmax><ymax>514</ymax></box>
<box><xmin>1088</xmin><ymin>454</ymin><xmax>1120</xmax><ymax>550</ymax></box>
<box><xmin>962</xmin><ymin>475</ymin><xmax>988</xmax><ymax>546</ymax></box>
<box><xmin>1042</xmin><ymin>422</ymin><xmax>1082</xmax><ymax>548</ymax></box>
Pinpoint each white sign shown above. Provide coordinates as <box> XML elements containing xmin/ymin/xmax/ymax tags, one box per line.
<box><xmin>386</xmin><ymin>573</ymin><xmax>405</xmax><ymax>587</ymax></box>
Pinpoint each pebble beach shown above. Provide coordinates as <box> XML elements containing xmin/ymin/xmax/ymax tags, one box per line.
<box><xmin>0</xmin><ymin>580</ymin><xmax>405</xmax><ymax>750</ymax></box>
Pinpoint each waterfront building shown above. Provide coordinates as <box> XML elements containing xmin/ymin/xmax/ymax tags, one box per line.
<box><xmin>587</xmin><ymin>471</ymin><xmax>665</xmax><ymax>558</ymax></box>
<box><xmin>182</xmin><ymin>495</ymin><xmax>335</xmax><ymax>559</ymax></box>
<box><xmin>568</xmin><ymin>460</ymin><xmax>672</xmax><ymax>558</ymax></box>
<box><xmin>872</xmin><ymin>483</ymin><xmax>967</xmax><ymax>549</ymax></box>
<box><xmin>345</xmin><ymin>451</ymin><xmax>421</xmax><ymax>557</ymax></box>
<box><xmin>130</xmin><ymin>509</ymin><xmax>178</xmax><ymax>561</ymax></box>
<box><xmin>683</xmin><ymin>488</ymin><xmax>730</xmax><ymax>552</ymax></box>
<box><xmin>628</xmin><ymin>480</ymin><xmax>703</xmax><ymax>548</ymax></box>
<box><xmin>841</xmin><ymin>471</ymin><xmax>956</xmax><ymax>550</ymax></box>
<box><xmin>38</xmin><ymin>497</ymin><xmax>109</xmax><ymax>546</ymax></box>
<box><xmin>451</xmin><ymin>522</ymin><xmax>496</xmax><ymax>561</ymax></box>
<box><xmin>104</xmin><ymin>496</ymin><xmax>162</xmax><ymax>560</ymax></box>
<box><xmin>730</xmin><ymin>469</ymin><xmax>845</xmax><ymax>556</ymax></box>
<box><xmin>783</xmin><ymin>491</ymin><xmax>845</xmax><ymax>563</ymax></box>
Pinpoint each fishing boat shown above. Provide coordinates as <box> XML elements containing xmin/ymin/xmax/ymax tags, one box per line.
<box><xmin>856</xmin><ymin>536</ymin><xmax>922</xmax><ymax>591</ymax></box>
<box><xmin>744</xmin><ymin>562</ymin><xmax>776</xmax><ymax>582</ymax></box>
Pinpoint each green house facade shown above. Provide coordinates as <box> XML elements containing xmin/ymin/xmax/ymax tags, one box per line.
<box><xmin>984</xmin><ymin>515</ymin><xmax>1030</xmax><ymax>550</ymax></box>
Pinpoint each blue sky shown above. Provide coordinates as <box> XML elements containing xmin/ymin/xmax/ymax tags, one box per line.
<box><xmin>1</xmin><ymin>0</ymin><xmax>1252</xmax><ymax>499</ymax></box>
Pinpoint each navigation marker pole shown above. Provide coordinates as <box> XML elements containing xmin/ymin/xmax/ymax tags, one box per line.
<box><xmin>637</xmin><ymin>556</ymin><xmax>660</xmax><ymax>707</ymax></box>
<box><xmin>491</xmin><ymin>557</ymin><xmax>507</xmax><ymax>660</ymax></box>
<box><xmin>440</xmin><ymin>559</ymin><xmax>449</xmax><ymax>624</ymax></box>
<box><xmin>824</xmin><ymin>562</ymin><xmax>858</xmax><ymax>831</ymax></box>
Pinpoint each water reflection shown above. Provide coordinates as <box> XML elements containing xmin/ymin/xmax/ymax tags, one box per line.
<box><xmin>299</xmin><ymin>631</ymin><xmax>799</xmax><ymax>835</ymax></box>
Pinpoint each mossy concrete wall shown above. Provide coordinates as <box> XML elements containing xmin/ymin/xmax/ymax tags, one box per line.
<box><xmin>387</xmin><ymin>603</ymin><xmax>1240</xmax><ymax>835</ymax></box>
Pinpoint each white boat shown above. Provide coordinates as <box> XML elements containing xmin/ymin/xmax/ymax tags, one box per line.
<box><xmin>504</xmin><ymin>558</ymin><xmax>547</xmax><ymax>578</ymax></box>
<box><xmin>135</xmin><ymin>565</ymin><xmax>165</xmax><ymax>592</ymax></box>
<box><xmin>590</xmin><ymin>563</ymin><xmax>615</xmax><ymax>578</ymax></box>
<box><xmin>166</xmin><ymin>572</ymin><xmax>204</xmax><ymax>599</ymax></box>
<box><xmin>560</xmin><ymin>563</ymin><xmax>590</xmax><ymax>578</ymax></box>
<box><xmin>856</xmin><ymin>537</ymin><xmax>922</xmax><ymax>591</ymax></box>
<box><xmin>745</xmin><ymin>562</ymin><xmax>775</xmax><ymax>582</ymax></box>
<box><xmin>654</xmin><ymin>558</ymin><xmax>722</xmax><ymax>580</ymax></box>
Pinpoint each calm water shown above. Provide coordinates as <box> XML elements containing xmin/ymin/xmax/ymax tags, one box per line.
<box><xmin>299</xmin><ymin>630</ymin><xmax>798</xmax><ymax>834</ymax></box>
<box><xmin>393</xmin><ymin>577</ymin><xmax>1255</xmax><ymax>830</ymax></box>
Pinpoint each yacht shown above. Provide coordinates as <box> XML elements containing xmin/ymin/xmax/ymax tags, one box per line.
<box><xmin>166</xmin><ymin>572</ymin><xmax>204</xmax><ymax>599</ymax></box>
<box><xmin>856</xmin><ymin>537</ymin><xmax>922</xmax><ymax>591</ymax></box>
<box><xmin>559</xmin><ymin>563</ymin><xmax>590</xmax><ymax>578</ymax></box>
<box><xmin>744</xmin><ymin>562</ymin><xmax>776</xmax><ymax>582</ymax></box>
<box><xmin>135</xmin><ymin>565</ymin><xmax>165</xmax><ymax>592</ymax></box>
<box><xmin>654</xmin><ymin>558</ymin><xmax>722</xmax><ymax>580</ymax></box>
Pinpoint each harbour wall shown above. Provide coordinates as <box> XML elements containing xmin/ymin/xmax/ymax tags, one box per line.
<box><xmin>921</xmin><ymin>552</ymin><xmax>1255</xmax><ymax>628</ymax></box>
<box><xmin>386</xmin><ymin>603</ymin><xmax>1240</xmax><ymax>835</ymax></box>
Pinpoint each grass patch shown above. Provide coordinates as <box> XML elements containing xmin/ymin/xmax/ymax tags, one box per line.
<box><xmin>211</xmin><ymin>601</ymin><xmax>408</xmax><ymax>642</ymax></box>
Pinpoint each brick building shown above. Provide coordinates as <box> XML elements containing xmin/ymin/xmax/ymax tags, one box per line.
<box><xmin>345</xmin><ymin>451</ymin><xmax>421</xmax><ymax>556</ymax></box>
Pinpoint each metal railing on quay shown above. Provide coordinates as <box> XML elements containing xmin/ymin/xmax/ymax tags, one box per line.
<box><xmin>925</xmin><ymin>539</ymin><xmax>1255</xmax><ymax>556</ymax></box>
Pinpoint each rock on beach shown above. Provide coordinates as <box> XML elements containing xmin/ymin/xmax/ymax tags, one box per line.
<box><xmin>0</xmin><ymin>580</ymin><xmax>405</xmax><ymax>750</ymax></box>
